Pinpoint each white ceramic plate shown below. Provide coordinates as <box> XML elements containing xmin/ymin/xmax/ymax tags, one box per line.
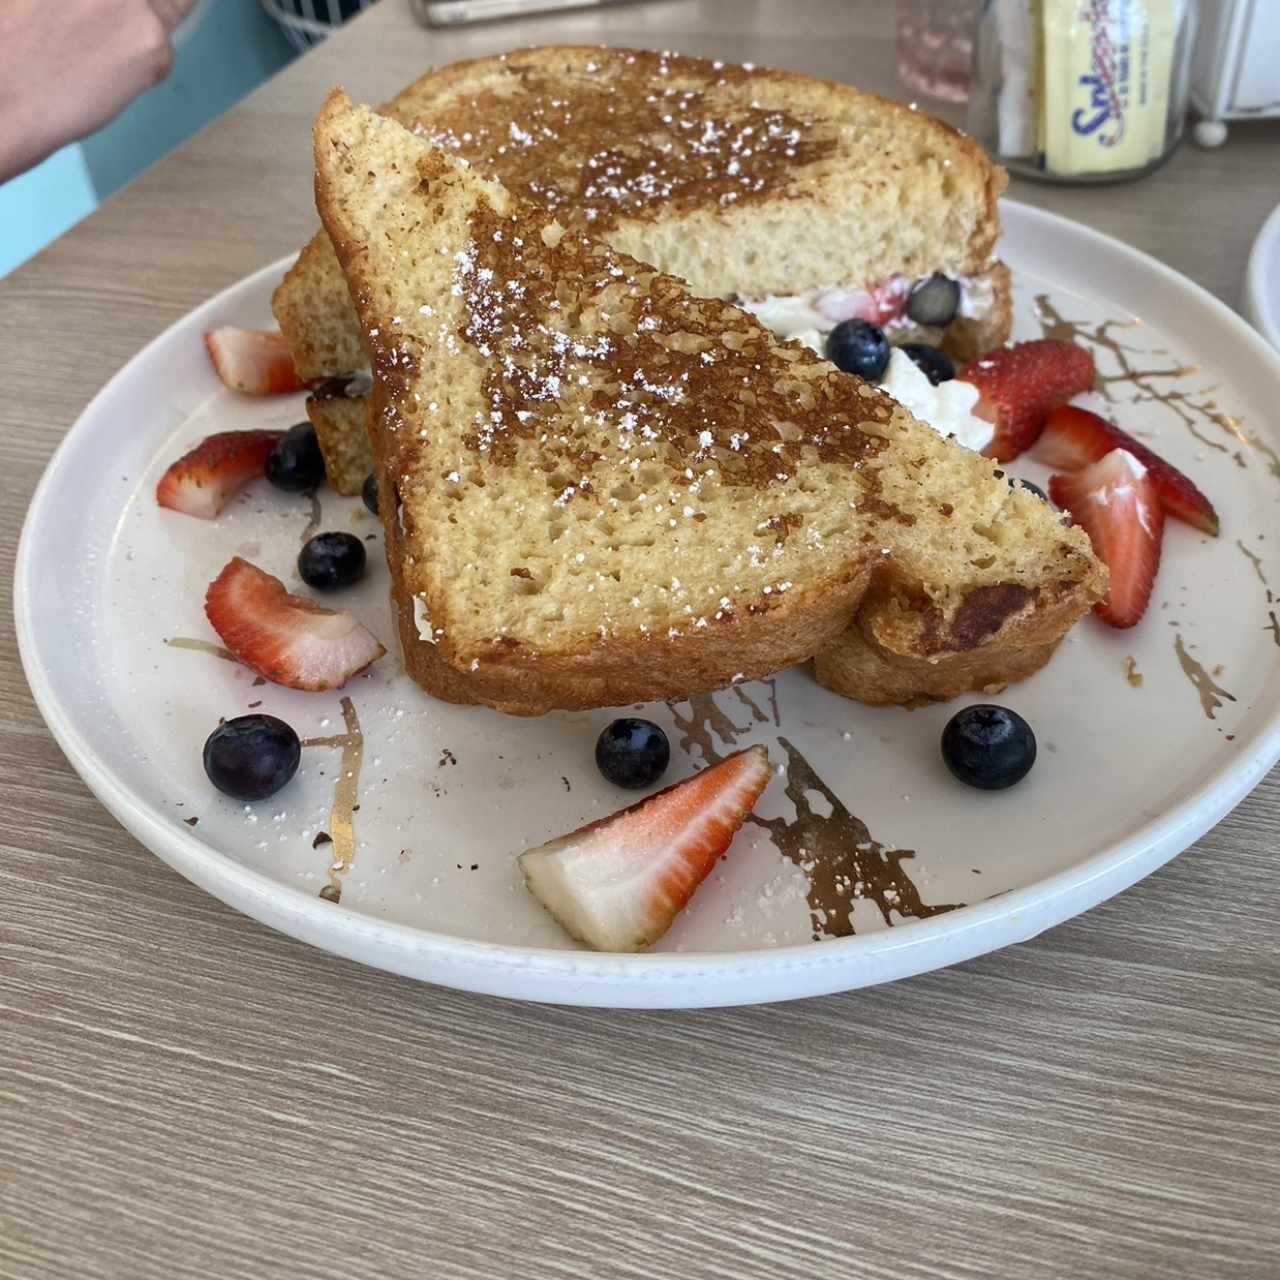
<box><xmin>17</xmin><ymin>201</ymin><xmax>1280</xmax><ymax>1007</ymax></box>
<box><xmin>1246</xmin><ymin>202</ymin><xmax>1280</xmax><ymax>352</ymax></box>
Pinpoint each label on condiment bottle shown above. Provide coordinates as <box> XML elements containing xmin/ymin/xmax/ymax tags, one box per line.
<box><xmin>1040</xmin><ymin>0</ymin><xmax>1175</xmax><ymax>175</ymax></box>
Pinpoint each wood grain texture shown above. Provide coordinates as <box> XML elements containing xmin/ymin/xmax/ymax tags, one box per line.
<box><xmin>2</xmin><ymin>3</ymin><xmax>1278</xmax><ymax>1277</ymax></box>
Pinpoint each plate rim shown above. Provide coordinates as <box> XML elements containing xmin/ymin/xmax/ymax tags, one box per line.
<box><xmin>1245</xmin><ymin>201</ymin><xmax>1280</xmax><ymax>352</ymax></box>
<box><xmin>16</xmin><ymin>199</ymin><xmax>1280</xmax><ymax>1005</ymax></box>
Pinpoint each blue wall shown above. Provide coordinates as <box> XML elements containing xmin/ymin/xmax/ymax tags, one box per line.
<box><xmin>0</xmin><ymin>146</ymin><xmax>99</xmax><ymax>278</ymax></box>
<box><xmin>0</xmin><ymin>0</ymin><xmax>296</xmax><ymax>276</ymax></box>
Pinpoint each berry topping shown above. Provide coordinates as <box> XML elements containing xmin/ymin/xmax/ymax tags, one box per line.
<box><xmin>265</xmin><ymin>422</ymin><xmax>326</xmax><ymax>492</ymax></box>
<box><xmin>814</xmin><ymin>279</ymin><xmax>910</xmax><ymax>327</ymax></box>
<box><xmin>203</xmin><ymin>328</ymin><xmax>304</xmax><ymax>395</ymax></box>
<box><xmin>963</xmin><ymin>339</ymin><xmax>1095</xmax><ymax>463</ymax></box>
<box><xmin>202</xmin><ymin>714</ymin><xmax>301</xmax><ymax>801</ymax></box>
<box><xmin>1048</xmin><ymin>448</ymin><xmax>1164</xmax><ymax>628</ymax></box>
<box><xmin>155</xmin><ymin>429</ymin><xmax>282</xmax><ymax>519</ymax></box>
<box><xmin>298</xmin><ymin>532</ymin><xmax>367</xmax><ymax>592</ymax></box>
<box><xmin>899</xmin><ymin>343</ymin><xmax>956</xmax><ymax>386</ymax></box>
<box><xmin>906</xmin><ymin>273</ymin><xmax>961</xmax><ymax>327</ymax></box>
<box><xmin>826</xmin><ymin>319</ymin><xmax>891</xmax><ymax>381</ymax></box>
<box><xmin>1036</xmin><ymin>404</ymin><xmax>1219</xmax><ymax>536</ymax></box>
<box><xmin>204</xmin><ymin>556</ymin><xmax>385</xmax><ymax>690</ymax></box>
<box><xmin>362</xmin><ymin>472</ymin><xmax>379</xmax><ymax>515</ymax></box>
<box><xmin>941</xmin><ymin>705</ymin><xmax>1037</xmax><ymax>791</ymax></box>
<box><xmin>595</xmin><ymin>718</ymin><xmax>671</xmax><ymax>789</ymax></box>
<box><xmin>519</xmin><ymin>745</ymin><xmax>771</xmax><ymax>952</ymax></box>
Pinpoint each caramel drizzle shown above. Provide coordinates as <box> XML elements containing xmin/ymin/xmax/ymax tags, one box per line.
<box><xmin>1033</xmin><ymin>294</ymin><xmax>1250</xmax><ymax>455</ymax></box>
<box><xmin>668</xmin><ymin>688</ymin><xmax>955</xmax><ymax>937</ymax></box>
<box><xmin>668</xmin><ymin>691</ymin><xmax>754</xmax><ymax>764</ymax></box>
<box><xmin>166</xmin><ymin>637</ymin><xmax>236</xmax><ymax>661</ymax></box>
<box><xmin>301</xmin><ymin>491</ymin><xmax>323</xmax><ymax>543</ymax></box>
<box><xmin>1247</xmin><ymin>434</ymin><xmax>1280</xmax><ymax>483</ymax></box>
<box><xmin>1236</xmin><ymin>539</ymin><xmax>1268</xmax><ymax>587</ymax></box>
<box><xmin>163</xmin><ymin>634</ymin><xmax>367</xmax><ymax>899</ymax></box>
<box><xmin>730</xmin><ymin>677</ymin><xmax>781</xmax><ymax>728</ymax></box>
<box><xmin>753</xmin><ymin>738</ymin><xmax>958</xmax><ymax>939</ymax></box>
<box><xmin>302</xmin><ymin>697</ymin><xmax>364</xmax><ymax>904</ymax></box>
<box><xmin>1234</xmin><ymin>541</ymin><xmax>1279</xmax><ymax>649</ymax></box>
<box><xmin>1172</xmin><ymin>632</ymin><xmax>1237</xmax><ymax>720</ymax></box>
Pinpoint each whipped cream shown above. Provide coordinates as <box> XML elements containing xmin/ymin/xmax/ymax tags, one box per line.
<box><xmin>738</xmin><ymin>291</ymin><xmax>995</xmax><ymax>453</ymax></box>
<box><xmin>957</xmin><ymin>273</ymin><xmax>996</xmax><ymax>321</ymax></box>
<box><xmin>413</xmin><ymin>594</ymin><xmax>436</xmax><ymax>643</ymax></box>
<box><xmin>879</xmin><ymin>349</ymin><xmax>994</xmax><ymax>454</ymax></box>
<box><xmin>740</xmin><ymin>292</ymin><xmax>841</xmax><ymax>344</ymax></box>
<box><xmin>739</xmin><ymin>274</ymin><xmax>992</xmax><ymax>342</ymax></box>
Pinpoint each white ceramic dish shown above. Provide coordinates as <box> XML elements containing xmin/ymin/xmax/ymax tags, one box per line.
<box><xmin>17</xmin><ymin>201</ymin><xmax>1280</xmax><ymax>1007</ymax></box>
<box><xmin>1246</xmin><ymin>202</ymin><xmax>1280</xmax><ymax>352</ymax></box>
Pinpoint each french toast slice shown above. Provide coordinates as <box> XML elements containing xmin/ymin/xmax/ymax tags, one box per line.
<box><xmin>315</xmin><ymin>92</ymin><xmax>1102</xmax><ymax>715</ymax></box>
<box><xmin>302</xmin><ymin>372</ymin><xmax>371</xmax><ymax>500</ymax></box>
<box><xmin>278</xmin><ymin>47</ymin><xmax>1012</xmax><ymax>494</ymax></box>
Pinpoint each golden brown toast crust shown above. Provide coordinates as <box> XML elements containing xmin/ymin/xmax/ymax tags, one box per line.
<box><xmin>384</xmin><ymin>47</ymin><xmax>1002</xmax><ymax>251</ymax></box>
<box><xmin>817</xmin><ymin>549</ymin><xmax>1104</xmax><ymax>705</ymax></box>
<box><xmin>301</xmin><ymin>260</ymin><xmax>1013</xmax><ymax>499</ymax></box>
<box><xmin>275</xmin><ymin>46</ymin><xmax>1009</xmax><ymax>383</ymax></box>
<box><xmin>317</xmin><ymin>95</ymin><xmax>900</xmax><ymax>707</ymax></box>
<box><xmin>278</xmin><ymin>47</ymin><xmax>1012</xmax><ymax>496</ymax></box>
<box><xmin>360</xmin><ymin>45</ymin><xmax>1003</xmax><ymax>257</ymax></box>
<box><xmin>386</xmin><ymin>534</ymin><xmax>874</xmax><ymax>717</ymax></box>
<box><xmin>315</xmin><ymin>92</ymin><xmax>1102</xmax><ymax>715</ymax></box>
<box><xmin>304</xmin><ymin>373</ymin><xmax>372</xmax><ymax>496</ymax></box>
<box><xmin>813</xmin><ymin>626</ymin><xmax>1059</xmax><ymax>706</ymax></box>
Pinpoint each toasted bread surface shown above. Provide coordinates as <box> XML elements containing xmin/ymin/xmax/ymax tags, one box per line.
<box><xmin>813</xmin><ymin>626</ymin><xmax>1059</xmax><ymax>706</ymax></box>
<box><xmin>276</xmin><ymin>46</ymin><xmax>1008</xmax><ymax>385</ymax></box>
<box><xmin>305</xmin><ymin>377</ymin><xmax>373</xmax><ymax>496</ymax></box>
<box><xmin>316</xmin><ymin>93</ymin><xmax>1100</xmax><ymax>715</ymax></box>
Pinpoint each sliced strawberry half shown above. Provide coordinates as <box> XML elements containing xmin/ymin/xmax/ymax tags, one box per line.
<box><xmin>205</xmin><ymin>557</ymin><xmax>385</xmax><ymax>691</ymax></box>
<box><xmin>156</xmin><ymin>429</ymin><xmax>283</xmax><ymax>518</ymax></box>
<box><xmin>204</xmin><ymin>328</ymin><xmax>305</xmax><ymax>395</ymax></box>
<box><xmin>1049</xmin><ymin>449</ymin><xmax>1164</xmax><ymax>628</ymax></box>
<box><xmin>962</xmin><ymin>339</ymin><xmax>1096</xmax><ymax>463</ymax></box>
<box><xmin>519</xmin><ymin>745</ymin><xmax>771</xmax><ymax>952</ymax></box>
<box><xmin>1036</xmin><ymin>404</ymin><xmax>1219</xmax><ymax>536</ymax></box>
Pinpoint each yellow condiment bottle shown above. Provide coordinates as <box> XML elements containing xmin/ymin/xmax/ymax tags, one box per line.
<box><xmin>1041</xmin><ymin>0</ymin><xmax>1176</xmax><ymax>176</ymax></box>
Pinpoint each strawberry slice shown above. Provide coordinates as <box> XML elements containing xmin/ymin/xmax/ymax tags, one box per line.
<box><xmin>205</xmin><ymin>557</ymin><xmax>385</xmax><ymax>691</ymax></box>
<box><xmin>1049</xmin><ymin>449</ymin><xmax>1164</xmax><ymax>628</ymax></box>
<box><xmin>1036</xmin><ymin>404</ymin><xmax>1219</xmax><ymax>536</ymax></box>
<box><xmin>519</xmin><ymin>745</ymin><xmax>771</xmax><ymax>952</ymax></box>
<box><xmin>962</xmin><ymin>340</ymin><xmax>1096</xmax><ymax>463</ymax></box>
<box><xmin>155</xmin><ymin>429</ymin><xmax>283</xmax><ymax>518</ymax></box>
<box><xmin>204</xmin><ymin>328</ymin><xmax>305</xmax><ymax>395</ymax></box>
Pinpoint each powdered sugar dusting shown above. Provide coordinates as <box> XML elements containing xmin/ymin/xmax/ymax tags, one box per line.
<box><xmin>408</xmin><ymin>48</ymin><xmax>836</xmax><ymax>232</ymax></box>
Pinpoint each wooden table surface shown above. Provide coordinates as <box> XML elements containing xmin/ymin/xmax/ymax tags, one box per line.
<box><xmin>4</xmin><ymin>3</ymin><xmax>1278</xmax><ymax>1276</ymax></box>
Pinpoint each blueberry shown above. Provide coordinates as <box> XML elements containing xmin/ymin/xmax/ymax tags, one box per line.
<box><xmin>899</xmin><ymin>343</ymin><xmax>956</xmax><ymax>385</ymax></box>
<box><xmin>266</xmin><ymin>422</ymin><xmax>325</xmax><ymax>492</ymax></box>
<box><xmin>941</xmin><ymin>705</ymin><xmax>1036</xmax><ymax>791</ymax></box>
<box><xmin>906</xmin><ymin>273</ymin><xmax>961</xmax><ymax>327</ymax></box>
<box><xmin>362</xmin><ymin>472</ymin><xmax>379</xmax><ymax>515</ymax></box>
<box><xmin>1009</xmin><ymin>477</ymin><xmax>1048</xmax><ymax>502</ymax></box>
<box><xmin>826</xmin><ymin>319</ymin><xmax>891</xmax><ymax>381</ymax></box>
<box><xmin>298</xmin><ymin>531</ymin><xmax>366</xmax><ymax>591</ymax></box>
<box><xmin>203</xmin><ymin>714</ymin><xmax>301</xmax><ymax>801</ymax></box>
<box><xmin>595</xmin><ymin>718</ymin><xmax>670</xmax><ymax>789</ymax></box>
